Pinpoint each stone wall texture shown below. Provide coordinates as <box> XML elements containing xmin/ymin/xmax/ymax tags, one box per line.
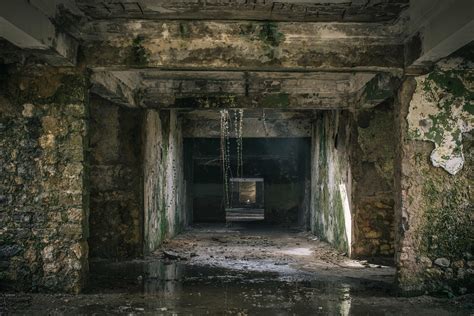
<box><xmin>89</xmin><ymin>97</ymin><xmax>144</xmax><ymax>259</ymax></box>
<box><xmin>395</xmin><ymin>57</ymin><xmax>474</xmax><ymax>295</ymax></box>
<box><xmin>0</xmin><ymin>65</ymin><xmax>89</xmax><ymax>293</ymax></box>
<box><xmin>352</xmin><ymin>102</ymin><xmax>396</xmax><ymax>258</ymax></box>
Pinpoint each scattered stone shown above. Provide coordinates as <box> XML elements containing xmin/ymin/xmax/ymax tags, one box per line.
<box><xmin>21</xmin><ymin>103</ymin><xmax>35</xmax><ymax>118</ymax></box>
<box><xmin>419</xmin><ymin>256</ymin><xmax>432</xmax><ymax>268</ymax></box>
<box><xmin>452</xmin><ymin>260</ymin><xmax>465</xmax><ymax>269</ymax></box>
<box><xmin>434</xmin><ymin>258</ymin><xmax>450</xmax><ymax>268</ymax></box>
<box><xmin>212</xmin><ymin>237</ymin><xmax>227</xmax><ymax>243</ymax></box>
<box><xmin>163</xmin><ymin>250</ymin><xmax>188</xmax><ymax>260</ymax></box>
<box><xmin>163</xmin><ymin>250</ymin><xmax>181</xmax><ymax>260</ymax></box>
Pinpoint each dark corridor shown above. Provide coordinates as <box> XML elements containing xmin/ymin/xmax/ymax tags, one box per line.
<box><xmin>185</xmin><ymin>138</ymin><xmax>311</xmax><ymax>226</ymax></box>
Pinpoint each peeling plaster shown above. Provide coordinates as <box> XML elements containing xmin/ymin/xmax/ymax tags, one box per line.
<box><xmin>407</xmin><ymin>57</ymin><xmax>474</xmax><ymax>175</ymax></box>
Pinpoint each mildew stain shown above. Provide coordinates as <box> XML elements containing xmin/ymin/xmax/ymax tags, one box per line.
<box><xmin>407</xmin><ymin>58</ymin><xmax>474</xmax><ymax>175</ymax></box>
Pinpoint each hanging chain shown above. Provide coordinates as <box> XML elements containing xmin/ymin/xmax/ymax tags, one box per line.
<box><xmin>220</xmin><ymin>109</ymin><xmax>230</xmax><ymax>207</ymax></box>
<box><xmin>221</xmin><ymin>109</ymin><xmax>244</xmax><ymax>208</ymax></box>
<box><xmin>238</xmin><ymin>109</ymin><xmax>244</xmax><ymax>177</ymax></box>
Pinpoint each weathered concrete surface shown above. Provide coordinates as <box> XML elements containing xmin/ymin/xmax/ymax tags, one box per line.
<box><xmin>407</xmin><ymin>57</ymin><xmax>474</xmax><ymax>175</ymax></box>
<box><xmin>352</xmin><ymin>102</ymin><xmax>396</xmax><ymax>258</ymax></box>
<box><xmin>0</xmin><ymin>64</ymin><xmax>89</xmax><ymax>293</ymax></box>
<box><xmin>182</xmin><ymin>109</ymin><xmax>312</xmax><ymax>138</ymax></box>
<box><xmin>89</xmin><ymin>97</ymin><xmax>144</xmax><ymax>259</ymax></box>
<box><xmin>80</xmin><ymin>20</ymin><xmax>405</xmax><ymax>71</ymax></box>
<box><xmin>143</xmin><ymin>110</ymin><xmax>187</xmax><ymax>254</ymax></box>
<box><xmin>91</xmin><ymin>69</ymin><xmax>380</xmax><ymax>109</ymax></box>
<box><xmin>310</xmin><ymin>111</ymin><xmax>352</xmax><ymax>254</ymax></box>
<box><xmin>395</xmin><ymin>68</ymin><xmax>474</xmax><ymax>295</ymax></box>
<box><xmin>356</xmin><ymin>73</ymin><xmax>400</xmax><ymax>109</ymax></box>
<box><xmin>405</xmin><ymin>0</ymin><xmax>474</xmax><ymax>67</ymax></box>
<box><xmin>0</xmin><ymin>1</ymin><xmax>81</xmax><ymax>65</ymax></box>
<box><xmin>76</xmin><ymin>0</ymin><xmax>409</xmax><ymax>22</ymax></box>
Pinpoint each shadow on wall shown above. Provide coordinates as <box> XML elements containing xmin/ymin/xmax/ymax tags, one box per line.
<box><xmin>89</xmin><ymin>97</ymin><xmax>188</xmax><ymax>259</ymax></box>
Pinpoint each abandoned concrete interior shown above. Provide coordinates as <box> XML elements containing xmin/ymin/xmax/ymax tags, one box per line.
<box><xmin>0</xmin><ymin>0</ymin><xmax>473</xmax><ymax>314</ymax></box>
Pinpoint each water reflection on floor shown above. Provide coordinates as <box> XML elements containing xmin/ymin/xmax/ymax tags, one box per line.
<box><xmin>2</xmin><ymin>259</ymin><xmax>470</xmax><ymax>315</ymax></box>
<box><xmin>81</xmin><ymin>259</ymin><xmax>465</xmax><ymax>315</ymax></box>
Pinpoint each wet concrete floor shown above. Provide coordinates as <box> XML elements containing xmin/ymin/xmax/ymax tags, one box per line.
<box><xmin>1</xmin><ymin>224</ymin><xmax>473</xmax><ymax>314</ymax></box>
<box><xmin>2</xmin><ymin>259</ymin><xmax>473</xmax><ymax>315</ymax></box>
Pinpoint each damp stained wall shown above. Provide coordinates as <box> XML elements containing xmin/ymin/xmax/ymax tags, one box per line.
<box><xmin>395</xmin><ymin>55</ymin><xmax>474</xmax><ymax>295</ymax></box>
<box><xmin>352</xmin><ymin>102</ymin><xmax>396</xmax><ymax>258</ymax></box>
<box><xmin>143</xmin><ymin>109</ymin><xmax>187</xmax><ymax>254</ymax></box>
<box><xmin>89</xmin><ymin>97</ymin><xmax>144</xmax><ymax>259</ymax></box>
<box><xmin>310</xmin><ymin>111</ymin><xmax>352</xmax><ymax>254</ymax></box>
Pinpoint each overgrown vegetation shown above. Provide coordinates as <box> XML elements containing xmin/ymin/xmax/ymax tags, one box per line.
<box><xmin>419</xmin><ymin>178</ymin><xmax>473</xmax><ymax>259</ymax></box>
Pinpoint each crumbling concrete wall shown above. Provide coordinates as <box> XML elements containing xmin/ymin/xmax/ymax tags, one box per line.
<box><xmin>89</xmin><ymin>97</ymin><xmax>143</xmax><ymax>259</ymax></box>
<box><xmin>352</xmin><ymin>102</ymin><xmax>396</xmax><ymax>258</ymax></box>
<box><xmin>144</xmin><ymin>110</ymin><xmax>186</xmax><ymax>254</ymax></box>
<box><xmin>395</xmin><ymin>56</ymin><xmax>474</xmax><ymax>295</ymax></box>
<box><xmin>0</xmin><ymin>64</ymin><xmax>89</xmax><ymax>293</ymax></box>
<box><xmin>310</xmin><ymin>111</ymin><xmax>352</xmax><ymax>254</ymax></box>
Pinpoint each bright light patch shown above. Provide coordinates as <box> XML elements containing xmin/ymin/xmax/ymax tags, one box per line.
<box><xmin>282</xmin><ymin>248</ymin><xmax>313</xmax><ymax>256</ymax></box>
<box><xmin>339</xmin><ymin>183</ymin><xmax>352</xmax><ymax>256</ymax></box>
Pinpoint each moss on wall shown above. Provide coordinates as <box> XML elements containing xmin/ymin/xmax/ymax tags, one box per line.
<box><xmin>407</xmin><ymin>58</ymin><xmax>474</xmax><ymax>175</ymax></box>
<box><xmin>310</xmin><ymin>111</ymin><xmax>351</xmax><ymax>253</ymax></box>
<box><xmin>420</xmin><ymin>178</ymin><xmax>472</xmax><ymax>260</ymax></box>
<box><xmin>398</xmin><ymin>131</ymin><xmax>473</xmax><ymax>295</ymax></box>
<box><xmin>259</xmin><ymin>22</ymin><xmax>285</xmax><ymax>47</ymax></box>
<box><xmin>396</xmin><ymin>55</ymin><xmax>474</xmax><ymax>296</ymax></box>
<box><xmin>128</xmin><ymin>36</ymin><xmax>150</xmax><ymax>66</ymax></box>
<box><xmin>143</xmin><ymin>110</ymin><xmax>186</xmax><ymax>254</ymax></box>
<box><xmin>0</xmin><ymin>64</ymin><xmax>89</xmax><ymax>293</ymax></box>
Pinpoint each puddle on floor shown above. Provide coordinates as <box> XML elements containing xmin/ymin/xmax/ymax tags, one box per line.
<box><xmin>74</xmin><ymin>260</ymin><xmax>468</xmax><ymax>315</ymax></box>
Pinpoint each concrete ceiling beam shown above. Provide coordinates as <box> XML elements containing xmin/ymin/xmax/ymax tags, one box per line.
<box><xmin>75</xmin><ymin>0</ymin><xmax>409</xmax><ymax>23</ymax></box>
<box><xmin>405</xmin><ymin>0</ymin><xmax>474</xmax><ymax>70</ymax></box>
<box><xmin>79</xmin><ymin>20</ymin><xmax>405</xmax><ymax>71</ymax></box>
<box><xmin>90</xmin><ymin>70</ymin><xmax>141</xmax><ymax>107</ymax></box>
<box><xmin>355</xmin><ymin>72</ymin><xmax>400</xmax><ymax>109</ymax></box>
<box><xmin>89</xmin><ymin>69</ymin><xmax>378</xmax><ymax>109</ymax></box>
<box><xmin>0</xmin><ymin>0</ymin><xmax>80</xmax><ymax>66</ymax></box>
